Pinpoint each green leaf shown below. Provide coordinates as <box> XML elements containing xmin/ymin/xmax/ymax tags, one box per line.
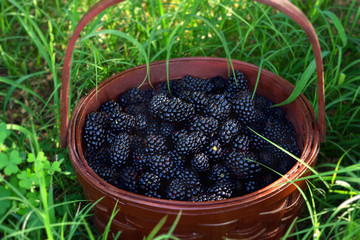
<box><xmin>273</xmin><ymin>51</ymin><xmax>329</xmax><ymax>107</ymax></box>
<box><xmin>27</xmin><ymin>153</ymin><xmax>36</xmax><ymax>163</ymax></box>
<box><xmin>9</xmin><ymin>150</ymin><xmax>22</xmax><ymax>165</ymax></box>
<box><xmin>323</xmin><ymin>10</ymin><xmax>348</xmax><ymax>47</ymax></box>
<box><xmin>0</xmin><ymin>123</ymin><xmax>10</xmax><ymax>145</ymax></box>
<box><xmin>17</xmin><ymin>170</ymin><xmax>38</xmax><ymax>189</ymax></box>
<box><xmin>0</xmin><ymin>150</ymin><xmax>22</xmax><ymax>175</ymax></box>
<box><xmin>48</xmin><ymin>161</ymin><xmax>61</xmax><ymax>175</ymax></box>
<box><xmin>0</xmin><ymin>152</ymin><xmax>8</xmax><ymax>170</ymax></box>
<box><xmin>0</xmin><ymin>186</ymin><xmax>11</xmax><ymax>215</ymax></box>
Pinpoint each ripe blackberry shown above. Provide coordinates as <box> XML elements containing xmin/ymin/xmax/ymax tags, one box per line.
<box><xmin>144</xmin><ymin>134</ymin><xmax>167</xmax><ymax>155</ymax></box>
<box><xmin>208</xmin><ymin>75</ymin><xmax>227</xmax><ymax>94</ymax></box>
<box><xmin>243</xmin><ymin>178</ymin><xmax>259</xmax><ymax>194</ymax></box>
<box><xmin>190</xmin><ymin>153</ymin><xmax>210</xmax><ymax>172</ymax></box>
<box><xmin>144</xmin><ymin>190</ymin><xmax>162</xmax><ymax>199</ymax></box>
<box><xmin>109</xmin><ymin>109</ymin><xmax>135</xmax><ymax>133</ymax></box>
<box><xmin>167</xmin><ymin>178</ymin><xmax>188</xmax><ymax>201</ymax></box>
<box><xmin>232</xmin><ymin>134</ymin><xmax>250</xmax><ymax>152</ymax></box>
<box><xmin>118</xmin><ymin>166</ymin><xmax>138</xmax><ymax>193</ymax></box>
<box><xmin>192</xmin><ymin>193</ymin><xmax>225</xmax><ymax>202</ymax></box>
<box><xmin>181</xmin><ymin>75</ymin><xmax>215</xmax><ymax>93</ymax></box>
<box><xmin>83</xmin><ymin>112</ymin><xmax>108</xmax><ymax>150</ymax></box>
<box><xmin>149</xmin><ymin>93</ymin><xmax>195</xmax><ymax>123</ymax></box>
<box><xmin>133</xmin><ymin>114</ymin><xmax>147</xmax><ymax>131</ymax></box>
<box><xmin>205</xmin><ymin>94</ymin><xmax>231</xmax><ymax>121</ymax></box>
<box><xmin>226</xmin><ymin>151</ymin><xmax>261</xmax><ymax>178</ymax></box>
<box><xmin>118</xmin><ymin>87</ymin><xmax>146</xmax><ymax>107</ymax></box>
<box><xmin>226</xmin><ymin>70</ymin><xmax>249</xmax><ymax>94</ymax></box>
<box><xmin>92</xmin><ymin>164</ymin><xmax>119</xmax><ymax>185</ymax></box>
<box><xmin>156</xmin><ymin>80</ymin><xmax>184</xmax><ymax>97</ymax></box>
<box><xmin>109</xmin><ymin>133</ymin><xmax>130</xmax><ymax>168</ymax></box>
<box><xmin>148</xmin><ymin>154</ymin><xmax>174</xmax><ymax>179</ymax></box>
<box><xmin>139</xmin><ymin>172</ymin><xmax>161</xmax><ymax>192</ymax></box>
<box><xmin>253</xmin><ymin>95</ymin><xmax>273</xmax><ymax>116</ymax></box>
<box><xmin>188</xmin><ymin>115</ymin><xmax>219</xmax><ymax>136</ymax></box>
<box><xmin>204</xmin><ymin>139</ymin><xmax>224</xmax><ymax>163</ymax></box>
<box><xmin>231</xmin><ymin>90</ymin><xmax>256</xmax><ymax>126</ymax></box>
<box><xmin>218</xmin><ymin>119</ymin><xmax>240</xmax><ymax>145</ymax></box>
<box><xmin>179</xmin><ymin>91</ymin><xmax>209</xmax><ymax>112</ymax></box>
<box><xmin>176</xmin><ymin>168</ymin><xmax>203</xmax><ymax>200</ymax></box>
<box><xmin>207</xmin><ymin>181</ymin><xmax>233</xmax><ymax>199</ymax></box>
<box><xmin>208</xmin><ymin>164</ymin><xmax>231</xmax><ymax>183</ymax></box>
<box><xmin>174</xmin><ymin>131</ymin><xmax>207</xmax><ymax>156</ymax></box>
<box><xmin>131</xmin><ymin>149</ymin><xmax>149</xmax><ymax>172</ymax></box>
<box><xmin>99</xmin><ymin>100</ymin><xmax>121</xmax><ymax>115</ymax></box>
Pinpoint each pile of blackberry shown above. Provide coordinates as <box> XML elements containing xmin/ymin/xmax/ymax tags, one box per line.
<box><xmin>83</xmin><ymin>71</ymin><xmax>301</xmax><ymax>201</ymax></box>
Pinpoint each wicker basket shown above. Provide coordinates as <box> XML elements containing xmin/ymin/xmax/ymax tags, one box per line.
<box><xmin>60</xmin><ymin>0</ymin><xmax>325</xmax><ymax>239</ymax></box>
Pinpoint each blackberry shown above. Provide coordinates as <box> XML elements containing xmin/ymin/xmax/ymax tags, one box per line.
<box><xmin>156</xmin><ymin>80</ymin><xmax>184</xmax><ymax>97</ymax></box>
<box><xmin>191</xmin><ymin>193</ymin><xmax>225</xmax><ymax>202</ymax></box>
<box><xmin>181</xmin><ymin>75</ymin><xmax>215</xmax><ymax>93</ymax></box>
<box><xmin>254</xmin><ymin>95</ymin><xmax>273</xmax><ymax>116</ymax></box>
<box><xmin>134</xmin><ymin>114</ymin><xmax>148</xmax><ymax>131</ymax></box>
<box><xmin>92</xmin><ymin>164</ymin><xmax>119</xmax><ymax>185</ymax></box>
<box><xmin>99</xmin><ymin>100</ymin><xmax>121</xmax><ymax>115</ymax></box>
<box><xmin>83</xmin><ymin>112</ymin><xmax>108</xmax><ymax>149</ymax></box>
<box><xmin>226</xmin><ymin>70</ymin><xmax>248</xmax><ymax>94</ymax></box>
<box><xmin>190</xmin><ymin>153</ymin><xmax>210</xmax><ymax>173</ymax></box>
<box><xmin>139</xmin><ymin>172</ymin><xmax>161</xmax><ymax>192</ymax></box>
<box><xmin>109</xmin><ymin>109</ymin><xmax>135</xmax><ymax>133</ymax></box>
<box><xmin>118</xmin><ymin>87</ymin><xmax>146</xmax><ymax>107</ymax></box>
<box><xmin>144</xmin><ymin>190</ymin><xmax>162</xmax><ymax>199</ymax></box>
<box><xmin>226</xmin><ymin>151</ymin><xmax>261</xmax><ymax>178</ymax></box>
<box><xmin>167</xmin><ymin>178</ymin><xmax>188</xmax><ymax>201</ymax></box>
<box><xmin>149</xmin><ymin>93</ymin><xmax>195</xmax><ymax>123</ymax></box>
<box><xmin>148</xmin><ymin>154</ymin><xmax>174</xmax><ymax>179</ymax></box>
<box><xmin>204</xmin><ymin>139</ymin><xmax>224</xmax><ymax>163</ymax></box>
<box><xmin>207</xmin><ymin>181</ymin><xmax>233</xmax><ymax>199</ymax></box>
<box><xmin>174</xmin><ymin>131</ymin><xmax>206</xmax><ymax>156</ymax></box>
<box><xmin>118</xmin><ymin>166</ymin><xmax>138</xmax><ymax>193</ymax></box>
<box><xmin>205</xmin><ymin>94</ymin><xmax>231</xmax><ymax>121</ymax></box>
<box><xmin>243</xmin><ymin>178</ymin><xmax>259</xmax><ymax>194</ymax></box>
<box><xmin>218</xmin><ymin>119</ymin><xmax>241</xmax><ymax>145</ymax></box>
<box><xmin>188</xmin><ymin>115</ymin><xmax>219</xmax><ymax>136</ymax></box>
<box><xmin>208</xmin><ymin>75</ymin><xmax>227</xmax><ymax>94</ymax></box>
<box><xmin>141</xmin><ymin>120</ymin><xmax>160</xmax><ymax>136</ymax></box>
<box><xmin>131</xmin><ymin>149</ymin><xmax>149</xmax><ymax>172</ymax></box>
<box><xmin>144</xmin><ymin>134</ymin><xmax>168</xmax><ymax>155</ymax></box>
<box><xmin>110</xmin><ymin>133</ymin><xmax>130</xmax><ymax>168</ymax></box>
<box><xmin>232</xmin><ymin>134</ymin><xmax>250</xmax><ymax>152</ymax></box>
<box><xmin>208</xmin><ymin>164</ymin><xmax>231</xmax><ymax>183</ymax></box>
<box><xmin>179</xmin><ymin>91</ymin><xmax>209</xmax><ymax>112</ymax></box>
<box><xmin>176</xmin><ymin>168</ymin><xmax>203</xmax><ymax>200</ymax></box>
<box><xmin>231</xmin><ymin>90</ymin><xmax>256</xmax><ymax>126</ymax></box>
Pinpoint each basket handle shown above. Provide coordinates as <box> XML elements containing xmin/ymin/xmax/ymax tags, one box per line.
<box><xmin>60</xmin><ymin>0</ymin><xmax>325</xmax><ymax>147</ymax></box>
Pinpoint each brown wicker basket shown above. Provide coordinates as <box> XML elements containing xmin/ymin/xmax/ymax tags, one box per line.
<box><xmin>60</xmin><ymin>0</ymin><xmax>326</xmax><ymax>239</ymax></box>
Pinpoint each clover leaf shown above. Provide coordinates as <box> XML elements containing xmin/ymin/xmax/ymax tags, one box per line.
<box><xmin>17</xmin><ymin>170</ymin><xmax>38</xmax><ymax>189</ymax></box>
<box><xmin>0</xmin><ymin>150</ymin><xmax>22</xmax><ymax>175</ymax></box>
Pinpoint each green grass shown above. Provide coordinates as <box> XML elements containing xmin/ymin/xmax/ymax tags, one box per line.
<box><xmin>0</xmin><ymin>0</ymin><xmax>359</xmax><ymax>239</ymax></box>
